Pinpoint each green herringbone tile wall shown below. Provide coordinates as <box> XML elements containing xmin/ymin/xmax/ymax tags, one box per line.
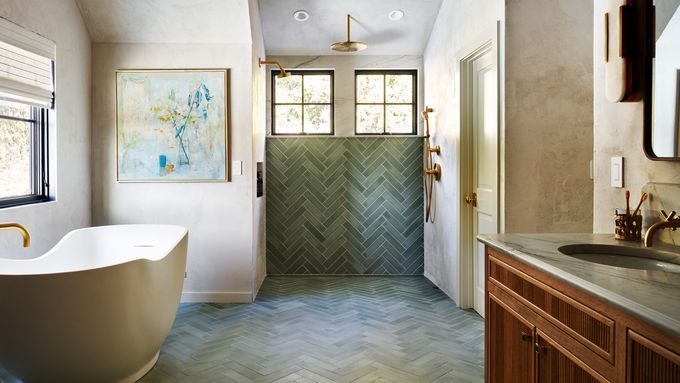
<box><xmin>266</xmin><ymin>137</ymin><xmax>424</xmax><ymax>275</ymax></box>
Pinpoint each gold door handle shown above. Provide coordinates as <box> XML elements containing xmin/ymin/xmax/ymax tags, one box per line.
<box><xmin>465</xmin><ymin>193</ymin><xmax>477</xmax><ymax>207</ymax></box>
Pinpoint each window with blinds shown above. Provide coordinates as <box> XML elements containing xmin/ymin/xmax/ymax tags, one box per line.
<box><xmin>0</xmin><ymin>17</ymin><xmax>55</xmax><ymax>108</ymax></box>
<box><xmin>0</xmin><ymin>17</ymin><xmax>51</xmax><ymax>208</ymax></box>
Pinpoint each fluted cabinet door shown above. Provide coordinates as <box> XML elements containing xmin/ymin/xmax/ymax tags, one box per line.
<box><xmin>536</xmin><ymin>331</ymin><xmax>608</xmax><ymax>383</ymax></box>
<box><xmin>627</xmin><ymin>330</ymin><xmax>680</xmax><ymax>383</ymax></box>
<box><xmin>487</xmin><ymin>294</ymin><xmax>534</xmax><ymax>383</ymax></box>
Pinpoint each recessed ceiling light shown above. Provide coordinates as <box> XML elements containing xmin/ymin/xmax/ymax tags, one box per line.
<box><xmin>388</xmin><ymin>9</ymin><xmax>404</xmax><ymax>21</ymax></box>
<box><xmin>293</xmin><ymin>10</ymin><xmax>310</xmax><ymax>22</ymax></box>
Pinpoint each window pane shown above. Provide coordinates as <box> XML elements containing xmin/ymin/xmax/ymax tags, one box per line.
<box><xmin>386</xmin><ymin>105</ymin><xmax>413</xmax><ymax>134</ymax></box>
<box><xmin>356</xmin><ymin>75</ymin><xmax>384</xmax><ymax>103</ymax></box>
<box><xmin>275</xmin><ymin>105</ymin><xmax>302</xmax><ymax>134</ymax></box>
<box><xmin>0</xmin><ymin>100</ymin><xmax>31</xmax><ymax>120</ymax></box>
<box><xmin>303</xmin><ymin>75</ymin><xmax>331</xmax><ymax>103</ymax></box>
<box><xmin>356</xmin><ymin>105</ymin><xmax>384</xmax><ymax>134</ymax></box>
<box><xmin>0</xmin><ymin>118</ymin><xmax>32</xmax><ymax>198</ymax></box>
<box><xmin>304</xmin><ymin>105</ymin><xmax>331</xmax><ymax>134</ymax></box>
<box><xmin>275</xmin><ymin>75</ymin><xmax>302</xmax><ymax>103</ymax></box>
<box><xmin>386</xmin><ymin>75</ymin><xmax>413</xmax><ymax>103</ymax></box>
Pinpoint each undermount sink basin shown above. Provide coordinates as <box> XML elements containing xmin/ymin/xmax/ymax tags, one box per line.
<box><xmin>558</xmin><ymin>244</ymin><xmax>680</xmax><ymax>273</ymax></box>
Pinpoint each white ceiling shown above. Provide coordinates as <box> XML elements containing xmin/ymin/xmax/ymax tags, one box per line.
<box><xmin>75</xmin><ymin>0</ymin><xmax>251</xmax><ymax>44</ymax></box>
<box><xmin>258</xmin><ymin>0</ymin><xmax>443</xmax><ymax>56</ymax></box>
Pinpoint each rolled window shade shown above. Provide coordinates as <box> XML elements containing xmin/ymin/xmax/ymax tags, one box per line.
<box><xmin>0</xmin><ymin>17</ymin><xmax>54</xmax><ymax>108</ymax></box>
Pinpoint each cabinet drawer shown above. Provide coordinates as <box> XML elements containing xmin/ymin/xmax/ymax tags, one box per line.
<box><xmin>488</xmin><ymin>250</ymin><xmax>615</xmax><ymax>363</ymax></box>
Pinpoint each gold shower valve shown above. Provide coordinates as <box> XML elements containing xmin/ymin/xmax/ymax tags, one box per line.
<box><xmin>425</xmin><ymin>164</ymin><xmax>441</xmax><ymax>181</ymax></box>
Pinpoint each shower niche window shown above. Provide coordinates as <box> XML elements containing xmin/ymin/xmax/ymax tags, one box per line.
<box><xmin>272</xmin><ymin>70</ymin><xmax>334</xmax><ymax>135</ymax></box>
<box><xmin>355</xmin><ymin>70</ymin><xmax>417</xmax><ymax>135</ymax></box>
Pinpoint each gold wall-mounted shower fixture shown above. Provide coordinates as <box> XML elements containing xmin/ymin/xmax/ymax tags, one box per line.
<box><xmin>423</xmin><ymin>107</ymin><xmax>441</xmax><ymax>154</ymax></box>
<box><xmin>423</xmin><ymin>106</ymin><xmax>441</xmax><ymax>223</ymax></box>
<box><xmin>259</xmin><ymin>58</ymin><xmax>291</xmax><ymax>78</ymax></box>
<box><xmin>331</xmin><ymin>14</ymin><xmax>368</xmax><ymax>52</ymax></box>
<box><xmin>425</xmin><ymin>164</ymin><xmax>441</xmax><ymax>181</ymax></box>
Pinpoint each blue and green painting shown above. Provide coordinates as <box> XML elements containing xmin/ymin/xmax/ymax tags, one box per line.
<box><xmin>116</xmin><ymin>70</ymin><xmax>227</xmax><ymax>181</ymax></box>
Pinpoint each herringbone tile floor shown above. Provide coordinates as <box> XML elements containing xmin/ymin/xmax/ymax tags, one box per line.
<box><xmin>0</xmin><ymin>277</ymin><xmax>484</xmax><ymax>383</ymax></box>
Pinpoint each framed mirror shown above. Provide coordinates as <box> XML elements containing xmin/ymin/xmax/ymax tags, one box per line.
<box><xmin>645</xmin><ymin>0</ymin><xmax>680</xmax><ymax>160</ymax></box>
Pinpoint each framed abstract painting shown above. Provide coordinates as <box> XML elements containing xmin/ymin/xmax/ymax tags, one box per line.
<box><xmin>116</xmin><ymin>69</ymin><xmax>230</xmax><ymax>182</ymax></box>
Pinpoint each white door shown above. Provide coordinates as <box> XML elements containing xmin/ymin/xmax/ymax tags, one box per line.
<box><xmin>471</xmin><ymin>50</ymin><xmax>498</xmax><ymax>317</ymax></box>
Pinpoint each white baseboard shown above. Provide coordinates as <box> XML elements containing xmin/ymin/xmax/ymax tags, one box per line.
<box><xmin>181</xmin><ymin>291</ymin><xmax>253</xmax><ymax>303</ymax></box>
<box><xmin>424</xmin><ymin>271</ymin><xmax>460</xmax><ymax>306</ymax></box>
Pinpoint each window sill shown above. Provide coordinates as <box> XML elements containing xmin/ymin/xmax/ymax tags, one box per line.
<box><xmin>0</xmin><ymin>196</ymin><xmax>52</xmax><ymax>210</ymax></box>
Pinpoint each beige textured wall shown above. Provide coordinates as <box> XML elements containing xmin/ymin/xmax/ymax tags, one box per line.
<box><xmin>423</xmin><ymin>0</ymin><xmax>503</xmax><ymax>303</ymax></box>
<box><xmin>0</xmin><ymin>0</ymin><xmax>92</xmax><ymax>258</ymax></box>
<box><xmin>91</xmin><ymin>42</ymin><xmax>257</xmax><ymax>303</ymax></box>
<box><xmin>424</xmin><ymin>0</ymin><xmax>593</xmax><ymax>304</ymax></box>
<box><xmin>505</xmin><ymin>0</ymin><xmax>594</xmax><ymax>233</ymax></box>
<box><xmin>593</xmin><ymin>0</ymin><xmax>680</xmax><ymax>233</ymax></box>
<box><xmin>250</xmin><ymin>0</ymin><xmax>268</xmax><ymax>296</ymax></box>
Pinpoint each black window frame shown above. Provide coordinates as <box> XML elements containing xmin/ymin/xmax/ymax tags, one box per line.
<box><xmin>271</xmin><ymin>69</ymin><xmax>335</xmax><ymax>136</ymax></box>
<box><xmin>354</xmin><ymin>69</ymin><xmax>418</xmax><ymax>136</ymax></box>
<box><xmin>0</xmin><ymin>103</ymin><xmax>50</xmax><ymax>209</ymax></box>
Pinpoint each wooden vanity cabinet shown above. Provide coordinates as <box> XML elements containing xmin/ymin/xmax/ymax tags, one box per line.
<box><xmin>485</xmin><ymin>246</ymin><xmax>680</xmax><ymax>383</ymax></box>
<box><xmin>487</xmin><ymin>294</ymin><xmax>534</xmax><ymax>383</ymax></box>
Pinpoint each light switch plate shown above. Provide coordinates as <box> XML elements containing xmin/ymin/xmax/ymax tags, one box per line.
<box><xmin>611</xmin><ymin>156</ymin><xmax>623</xmax><ymax>188</ymax></box>
<box><xmin>232</xmin><ymin>161</ymin><xmax>242</xmax><ymax>176</ymax></box>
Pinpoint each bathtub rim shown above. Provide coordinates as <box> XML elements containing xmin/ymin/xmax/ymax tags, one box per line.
<box><xmin>0</xmin><ymin>224</ymin><xmax>188</xmax><ymax>276</ymax></box>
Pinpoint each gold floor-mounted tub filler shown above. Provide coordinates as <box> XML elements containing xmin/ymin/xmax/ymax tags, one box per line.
<box><xmin>0</xmin><ymin>222</ymin><xmax>30</xmax><ymax>248</ymax></box>
<box><xmin>423</xmin><ymin>106</ymin><xmax>441</xmax><ymax>223</ymax></box>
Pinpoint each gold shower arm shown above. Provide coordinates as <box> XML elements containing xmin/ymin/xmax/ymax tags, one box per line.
<box><xmin>259</xmin><ymin>58</ymin><xmax>290</xmax><ymax>77</ymax></box>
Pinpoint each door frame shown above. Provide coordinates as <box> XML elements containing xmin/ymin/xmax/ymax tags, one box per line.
<box><xmin>458</xmin><ymin>25</ymin><xmax>503</xmax><ymax>310</ymax></box>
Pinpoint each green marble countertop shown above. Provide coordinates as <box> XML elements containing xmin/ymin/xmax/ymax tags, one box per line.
<box><xmin>477</xmin><ymin>233</ymin><xmax>680</xmax><ymax>339</ymax></box>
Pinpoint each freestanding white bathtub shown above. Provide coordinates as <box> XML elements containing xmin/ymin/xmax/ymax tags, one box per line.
<box><xmin>0</xmin><ymin>224</ymin><xmax>188</xmax><ymax>383</ymax></box>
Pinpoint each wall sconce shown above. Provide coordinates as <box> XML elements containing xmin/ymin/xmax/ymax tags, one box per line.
<box><xmin>604</xmin><ymin>0</ymin><xmax>646</xmax><ymax>102</ymax></box>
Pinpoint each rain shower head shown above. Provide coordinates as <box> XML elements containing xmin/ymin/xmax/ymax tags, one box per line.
<box><xmin>331</xmin><ymin>15</ymin><xmax>367</xmax><ymax>53</ymax></box>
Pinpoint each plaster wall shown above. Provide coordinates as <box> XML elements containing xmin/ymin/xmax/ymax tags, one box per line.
<box><xmin>91</xmin><ymin>42</ymin><xmax>256</xmax><ymax>302</ymax></box>
<box><xmin>0</xmin><ymin>0</ymin><xmax>92</xmax><ymax>259</ymax></box>
<box><xmin>250</xmin><ymin>0</ymin><xmax>268</xmax><ymax>295</ymax></box>
<box><xmin>504</xmin><ymin>0</ymin><xmax>594</xmax><ymax>233</ymax></box>
<box><xmin>593</xmin><ymin>0</ymin><xmax>680</xmax><ymax>233</ymax></box>
<box><xmin>422</xmin><ymin>0</ymin><xmax>503</xmax><ymax>302</ymax></box>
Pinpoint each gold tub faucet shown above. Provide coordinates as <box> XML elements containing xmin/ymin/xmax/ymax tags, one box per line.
<box><xmin>0</xmin><ymin>223</ymin><xmax>31</xmax><ymax>247</ymax></box>
<box><xmin>644</xmin><ymin>211</ymin><xmax>680</xmax><ymax>247</ymax></box>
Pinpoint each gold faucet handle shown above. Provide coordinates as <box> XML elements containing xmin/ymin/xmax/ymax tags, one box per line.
<box><xmin>660</xmin><ymin>210</ymin><xmax>678</xmax><ymax>221</ymax></box>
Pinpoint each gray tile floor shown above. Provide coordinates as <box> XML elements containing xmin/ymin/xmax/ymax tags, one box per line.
<box><xmin>1</xmin><ymin>277</ymin><xmax>484</xmax><ymax>383</ymax></box>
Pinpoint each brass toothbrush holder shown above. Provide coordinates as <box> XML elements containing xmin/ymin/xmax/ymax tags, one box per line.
<box><xmin>614</xmin><ymin>212</ymin><xmax>642</xmax><ymax>241</ymax></box>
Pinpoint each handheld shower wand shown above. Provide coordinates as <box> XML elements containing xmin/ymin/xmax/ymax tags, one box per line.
<box><xmin>423</xmin><ymin>106</ymin><xmax>441</xmax><ymax>223</ymax></box>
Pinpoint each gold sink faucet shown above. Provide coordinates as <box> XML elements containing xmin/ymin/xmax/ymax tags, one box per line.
<box><xmin>644</xmin><ymin>211</ymin><xmax>680</xmax><ymax>247</ymax></box>
<box><xmin>0</xmin><ymin>223</ymin><xmax>31</xmax><ymax>247</ymax></box>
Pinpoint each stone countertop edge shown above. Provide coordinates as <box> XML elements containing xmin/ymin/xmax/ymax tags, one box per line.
<box><xmin>477</xmin><ymin>233</ymin><xmax>680</xmax><ymax>340</ymax></box>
